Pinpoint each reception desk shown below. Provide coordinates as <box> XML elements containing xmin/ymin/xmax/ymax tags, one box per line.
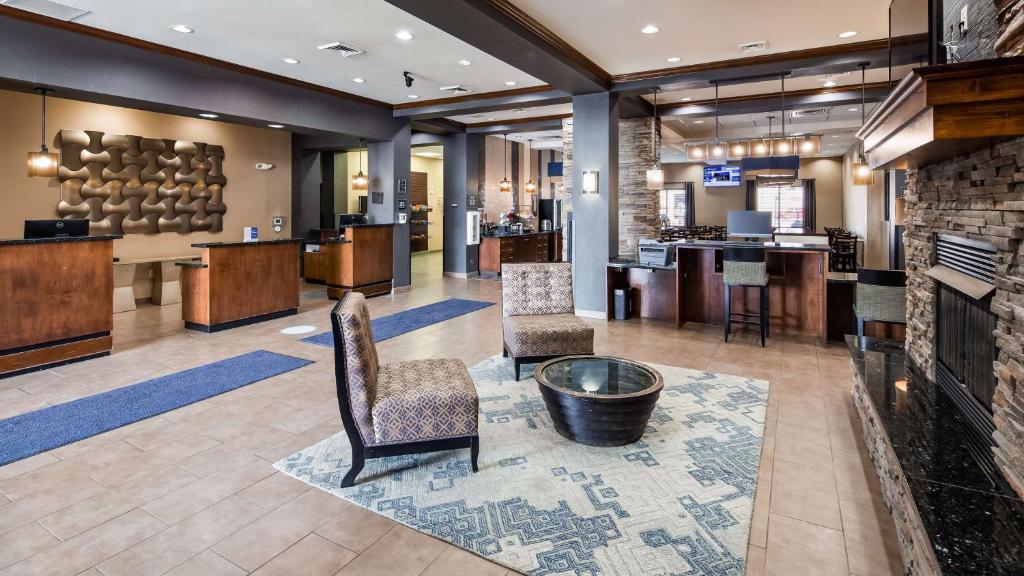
<box><xmin>179</xmin><ymin>239</ymin><xmax>301</xmax><ymax>332</ymax></box>
<box><xmin>325</xmin><ymin>224</ymin><xmax>394</xmax><ymax>299</ymax></box>
<box><xmin>0</xmin><ymin>235</ymin><xmax>119</xmax><ymax>377</ymax></box>
<box><xmin>608</xmin><ymin>240</ymin><xmax>830</xmax><ymax>345</ymax></box>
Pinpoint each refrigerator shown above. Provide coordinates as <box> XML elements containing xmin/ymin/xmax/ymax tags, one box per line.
<box><xmin>537</xmin><ymin>199</ymin><xmax>562</xmax><ymax>230</ymax></box>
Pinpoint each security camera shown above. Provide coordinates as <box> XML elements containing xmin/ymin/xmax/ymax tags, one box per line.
<box><xmin>403</xmin><ymin>71</ymin><xmax>414</xmax><ymax>88</ymax></box>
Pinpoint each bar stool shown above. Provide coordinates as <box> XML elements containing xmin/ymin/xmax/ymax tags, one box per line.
<box><xmin>723</xmin><ymin>245</ymin><xmax>770</xmax><ymax>347</ymax></box>
<box><xmin>855</xmin><ymin>268</ymin><xmax>907</xmax><ymax>337</ymax></box>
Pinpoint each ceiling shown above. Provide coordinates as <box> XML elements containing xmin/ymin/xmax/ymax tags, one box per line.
<box><xmin>412</xmin><ymin>145</ymin><xmax>444</xmax><ymax>159</ymax></box>
<box><xmin>509</xmin><ymin>0</ymin><xmax>893</xmax><ymax>76</ymax></box>
<box><xmin>8</xmin><ymin>0</ymin><xmax>544</xmax><ymax>104</ymax></box>
<box><xmin>446</xmin><ymin>103</ymin><xmax>572</xmax><ymax>124</ymax></box>
<box><xmin>504</xmin><ymin>130</ymin><xmax>564</xmax><ymax>150</ymax></box>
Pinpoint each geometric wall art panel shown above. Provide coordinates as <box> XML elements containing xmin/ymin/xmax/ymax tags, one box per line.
<box><xmin>57</xmin><ymin>129</ymin><xmax>227</xmax><ymax>234</ymax></box>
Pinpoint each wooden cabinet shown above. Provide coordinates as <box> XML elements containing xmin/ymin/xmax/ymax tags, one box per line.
<box><xmin>480</xmin><ymin>231</ymin><xmax>562</xmax><ymax>275</ymax></box>
<box><xmin>302</xmin><ymin>247</ymin><xmax>325</xmax><ymax>284</ymax></box>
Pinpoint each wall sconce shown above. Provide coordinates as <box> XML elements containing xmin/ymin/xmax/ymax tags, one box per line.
<box><xmin>582</xmin><ymin>170</ymin><xmax>600</xmax><ymax>194</ymax></box>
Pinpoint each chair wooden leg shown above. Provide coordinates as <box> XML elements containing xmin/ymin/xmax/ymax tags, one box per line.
<box><xmin>723</xmin><ymin>284</ymin><xmax>731</xmax><ymax>342</ymax></box>
<box><xmin>341</xmin><ymin>450</ymin><xmax>365</xmax><ymax>488</ymax></box>
<box><xmin>470</xmin><ymin>436</ymin><xmax>479</xmax><ymax>473</ymax></box>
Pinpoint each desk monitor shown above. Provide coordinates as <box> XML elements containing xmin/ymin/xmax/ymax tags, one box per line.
<box><xmin>726</xmin><ymin>211</ymin><xmax>773</xmax><ymax>239</ymax></box>
<box><xmin>338</xmin><ymin>213</ymin><xmax>368</xmax><ymax>227</ymax></box>
<box><xmin>24</xmin><ymin>219</ymin><xmax>89</xmax><ymax>239</ymax></box>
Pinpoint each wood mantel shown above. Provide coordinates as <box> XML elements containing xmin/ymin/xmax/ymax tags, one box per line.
<box><xmin>856</xmin><ymin>56</ymin><xmax>1024</xmax><ymax>170</ymax></box>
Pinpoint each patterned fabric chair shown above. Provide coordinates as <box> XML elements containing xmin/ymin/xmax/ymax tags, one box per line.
<box><xmin>501</xmin><ymin>262</ymin><xmax>594</xmax><ymax>380</ymax></box>
<box><xmin>331</xmin><ymin>292</ymin><xmax>479</xmax><ymax>487</ymax></box>
<box><xmin>855</xmin><ymin>268</ymin><xmax>907</xmax><ymax>337</ymax></box>
<box><xmin>723</xmin><ymin>245</ymin><xmax>770</xmax><ymax>348</ymax></box>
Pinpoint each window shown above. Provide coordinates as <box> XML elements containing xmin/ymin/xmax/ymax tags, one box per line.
<box><xmin>659</xmin><ymin>186</ymin><xmax>689</xmax><ymax>227</ymax></box>
<box><xmin>757</xmin><ymin>183</ymin><xmax>805</xmax><ymax>229</ymax></box>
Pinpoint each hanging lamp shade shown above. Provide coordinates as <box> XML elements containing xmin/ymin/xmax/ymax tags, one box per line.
<box><xmin>645</xmin><ymin>88</ymin><xmax>664</xmax><ymax>190</ymax></box>
<box><xmin>853</xmin><ymin>65</ymin><xmax>874</xmax><ymax>186</ymax></box>
<box><xmin>499</xmin><ymin>134</ymin><xmax>512</xmax><ymax>192</ymax></box>
<box><xmin>28</xmin><ymin>88</ymin><xmax>58</xmax><ymax>178</ymax></box>
<box><xmin>525</xmin><ymin>139</ymin><xmax>537</xmax><ymax>193</ymax></box>
<box><xmin>352</xmin><ymin>143</ymin><xmax>368</xmax><ymax>190</ymax></box>
<box><xmin>686</xmin><ymin>143</ymin><xmax>707</xmax><ymax>162</ymax></box>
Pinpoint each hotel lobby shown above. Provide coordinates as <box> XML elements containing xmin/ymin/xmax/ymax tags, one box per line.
<box><xmin>1</xmin><ymin>1</ymin><xmax>1023</xmax><ymax>575</ymax></box>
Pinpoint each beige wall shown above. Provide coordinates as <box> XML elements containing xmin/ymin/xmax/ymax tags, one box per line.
<box><xmin>0</xmin><ymin>89</ymin><xmax>292</xmax><ymax>264</ymax></box>
<box><xmin>842</xmin><ymin>148</ymin><xmax>888</xmax><ymax>268</ymax></box>
<box><xmin>662</xmin><ymin>157</ymin><xmax>844</xmax><ymax>230</ymax></box>
<box><xmin>410</xmin><ymin>155</ymin><xmax>444</xmax><ymax>252</ymax></box>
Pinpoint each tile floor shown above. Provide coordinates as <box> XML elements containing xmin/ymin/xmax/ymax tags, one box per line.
<box><xmin>0</xmin><ymin>252</ymin><xmax>903</xmax><ymax>575</ymax></box>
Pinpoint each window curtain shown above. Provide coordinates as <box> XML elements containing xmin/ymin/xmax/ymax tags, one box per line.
<box><xmin>745</xmin><ymin>180</ymin><xmax>757</xmax><ymax>210</ymax></box>
<box><xmin>803</xmin><ymin>179</ymin><xmax>817</xmax><ymax>232</ymax></box>
<box><xmin>684</xmin><ymin>182</ymin><xmax>696</xmax><ymax>227</ymax></box>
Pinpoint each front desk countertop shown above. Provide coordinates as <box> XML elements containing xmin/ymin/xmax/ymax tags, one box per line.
<box><xmin>191</xmin><ymin>239</ymin><xmax>302</xmax><ymax>248</ymax></box>
<box><xmin>0</xmin><ymin>234</ymin><xmax>123</xmax><ymax>246</ymax></box>
<box><xmin>481</xmin><ymin>230</ymin><xmax>559</xmax><ymax>239</ymax></box>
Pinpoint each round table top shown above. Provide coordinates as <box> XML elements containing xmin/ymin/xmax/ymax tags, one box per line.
<box><xmin>535</xmin><ymin>356</ymin><xmax>663</xmax><ymax>398</ymax></box>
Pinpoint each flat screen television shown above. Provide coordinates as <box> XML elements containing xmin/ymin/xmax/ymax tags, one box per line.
<box><xmin>727</xmin><ymin>211</ymin><xmax>774</xmax><ymax>239</ymax></box>
<box><xmin>703</xmin><ymin>165</ymin><xmax>741</xmax><ymax>187</ymax></box>
<box><xmin>24</xmin><ymin>219</ymin><xmax>90</xmax><ymax>239</ymax></box>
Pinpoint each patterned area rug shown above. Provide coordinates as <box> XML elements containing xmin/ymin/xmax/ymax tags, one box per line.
<box><xmin>275</xmin><ymin>356</ymin><xmax>768</xmax><ymax>575</ymax></box>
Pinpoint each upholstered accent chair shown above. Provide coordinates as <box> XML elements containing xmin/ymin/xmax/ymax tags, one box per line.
<box><xmin>331</xmin><ymin>292</ymin><xmax>479</xmax><ymax>487</ymax></box>
<box><xmin>501</xmin><ymin>262</ymin><xmax>594</xmax><ymax>380</ymax></box>
<box><xmin>855</xmin><ymin>268</ymin><xmax>907</xmax><ymax>337</ymax></box>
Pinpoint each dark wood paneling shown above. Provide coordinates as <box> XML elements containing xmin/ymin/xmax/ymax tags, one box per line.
<box><xmin>0</xmin><ymin>240</ymin><xmax>114</xmax><ymax>351</ymax></box>
<box><xmin>627</xmin><ymin>268</ymin><xmax>677</xmax><ymax>323</ymax></box>
<box><xmin>303</xmin><ymin>250</ymin><xmax>325</xmax><ymax>283</ymax></box>
<box><xmin>325</xmin><ymin>226</ymin><xmax>394</xmax><ymax>298</ymax></box>
<box><xmin>479</xmin><ymin>232</ymin><xmax>560</xmax><ymax>275</ymax></box>
<box><xmin>0</xmin><ymin>335</ymin><xmax>111</xmax><ymax>376</ymax></box>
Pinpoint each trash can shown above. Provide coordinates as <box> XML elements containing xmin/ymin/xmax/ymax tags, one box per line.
<box><xmin>613</xmin><ymin>288</ymin><xmax>631</xmax><ymax>320</ymax></box>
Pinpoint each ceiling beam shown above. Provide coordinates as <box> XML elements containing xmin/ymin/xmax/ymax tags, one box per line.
<box><xmin>465</xmin><ymin>114</ymin><xmax>568</xmax><ymax>135</ymax></box>
<box><xmin>393</xmin><ymin>86</ymin><xmax>570</xmax><ymax>120</ymax></box>
<box><xmin>382</xmin><ymin>0</ymin><xmax>610</xmax><ymax>94</ymax></box>
<box><xmin>659</xmin><ymin>82</ymin><xmax>892</xmax><ymax>118</ymax></box>
<box><xmin>411</xmin><ymin>118</ymin><xmax>467</xmax><ymax>135</ymax></box>
<box><xmin>612</xmin><ymin>35</ymin><xmax>929</xmax><ymax>95</ymax></box>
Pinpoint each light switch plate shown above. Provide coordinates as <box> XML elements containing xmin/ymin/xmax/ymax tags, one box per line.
<box><xmin>960</xmin><ymin>5</ymin><xmax>969</xmax><ymax>34</ymax></box>
<box><xmin>398</xmin><ymin>213</ymin><xmax>408</xmax><ymax>224</ymax></box>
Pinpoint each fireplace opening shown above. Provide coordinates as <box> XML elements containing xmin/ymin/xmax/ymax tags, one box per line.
<box><xmin>932</xmin><ymin>234</ymin><xmax>998</xmax><ymax>445</ymax></box>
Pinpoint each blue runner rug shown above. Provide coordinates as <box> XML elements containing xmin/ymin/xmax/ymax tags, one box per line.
<box><xmin>0</xmin><ymin>350</ymin><xmax>312</xmax><ymax>466</ymax></box>
<box><xmin>302</xmin><ymin>298</ymin><xmax>494</xmax><ymax>347</ymax></box>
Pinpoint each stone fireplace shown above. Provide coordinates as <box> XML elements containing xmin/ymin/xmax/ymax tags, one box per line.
<box><xmin>904</xmin><ymin>136</ymin><xmax>1024</xmax><ymax>499</ymax></box>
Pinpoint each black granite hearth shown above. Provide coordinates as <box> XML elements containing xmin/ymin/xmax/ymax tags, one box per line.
<box><xmin>848</xmin><ymin>336</ymin><xmax>1024</xmax><ymax>575</ymax></box>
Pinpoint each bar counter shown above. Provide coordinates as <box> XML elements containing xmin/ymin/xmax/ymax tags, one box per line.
<box><xmin>480</xmin><ymin>230</ymin><xmax>562</xmax><ymax>276</ymax></box>
<box><xmin>607</xmin><ymin>240</ymin><xmax>830</xmax><ymax>345</ymax></box>
<box><xmin>179</xmin><ymin>239</ymin><xmax>301</xmax><ymax>332</ymax></box>
<box><xmin>0</xmin><ymin>235</ymin><xmax>120</xmax><ymax>377</ymax></box>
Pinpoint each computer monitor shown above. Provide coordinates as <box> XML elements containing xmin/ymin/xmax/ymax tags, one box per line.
<box><xmin>338</xmin><ymin>213</ymin><xmax>368</xmax><ymax>227</ymax></box>
<box><xmin>24</xmin><ymin>219</ymin><xmax>90</xmax><ymax>239</ymax></box>
<box><xmin>726</xmin><ymin>211</ymin><xmax>773</xmax><ymax>239</ymax></box>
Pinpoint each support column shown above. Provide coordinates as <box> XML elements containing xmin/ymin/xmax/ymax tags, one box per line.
<box><xmin>441</xmin><ymin>133</ymin><xmax>483</xmax><ymax>277</ymax></box>
<box><xmin>368</xmin><ymin>122</ymin><xmax>412</xmax><ymax>289</ymax></box>
<box><xmin>570</xmin><ymin>92</ymin><xmax>619</xmax><ymax>317</ymax></box>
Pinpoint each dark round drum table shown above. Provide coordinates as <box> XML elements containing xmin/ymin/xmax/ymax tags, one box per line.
<box><xmin>535</xmin><ymin>355</ymin><xmax>663</xmax><ymax>447</ymax></box>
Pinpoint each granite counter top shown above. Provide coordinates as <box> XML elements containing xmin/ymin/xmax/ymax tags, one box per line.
<box><xmin>338</xmin><ymin>223</ymin><xmax>394</xmax><ymax>229</ymax></box>
<box><xmin>482</xmin><ymin>230</ymin><xmax>558</xmax><ymax>238</ymax></box>
<box><xmin>191</xmin><ymin>239</ymin><xmax>302</xmax><ymax>248</ymax></box>
<box><xmin>607</xmin><ymin>256</ymin><xmax>676</xmax><ymax>271</ymax></box>
<box><xmin>0</xmin><ymin>234</ymin><xmax>122</xmax><ymax>246</ymax></box>
<box><xmin>848</xmin><ymin>336</ymin><xmax>1024</xmax><ymax>575</ymax></box>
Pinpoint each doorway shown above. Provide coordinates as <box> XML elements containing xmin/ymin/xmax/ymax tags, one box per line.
<box><xmin>410</xmin><ymin>145</ymin><xmax>444</xmax><ymax>280</ymax></box>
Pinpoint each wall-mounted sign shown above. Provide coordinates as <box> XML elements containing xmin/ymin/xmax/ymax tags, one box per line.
<box><xmin>371</xmin><ymin>192</ymin><xmax>384</xmax><ymax>205</ymax></box>
<box><xmin>398</xmin><ymin>178</ymin><xmax>408</xmax><ymax>194</ymax></box>
<box><xmin>397</xmin><ymin>199</ymin><xmax>407</xmax><ymax>210</ymax></box>
<box><xmin>397</xmin><ymin>213</ymin><xmax>408</xmax><ymax>224</ymax></box>
<box><xmin>467</xmin><ymin>195</ymin><xmax>479</xmax><ymax>208</ymax></box>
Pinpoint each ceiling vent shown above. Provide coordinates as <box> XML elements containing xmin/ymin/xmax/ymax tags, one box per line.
<box><xmin>1</xmin><ymin>0</ymin><xmax>89</xmax><ymax>21</ymax></box>
<box><xmin>738</xmin><ymin>40</ymin><xmax>769</xmax><ymax>53</ymax></box>
<box><xmin>439</xmin><ymin>85</ymin><xmax>472</xmax><ymax>95</ymax></box>
<box><xmin>316</xmin><ymin>42</ymin><xmax>365</xmax><ymax>57</ymax></box>
<box><xmin>791</xmin><ymin>107</ymin><xmax>832</xmax><ymax>118</ymax></box>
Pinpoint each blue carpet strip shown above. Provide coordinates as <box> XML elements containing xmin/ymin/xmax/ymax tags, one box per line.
<box><xmin>0</xmin><ymin>350</ymin><xmax>313</xmax><ymax>467</ymax></box>
<box><xmin>302</xmin><ymin>298</ymin><xmax>494</xmax><ymax>347</ymax></box>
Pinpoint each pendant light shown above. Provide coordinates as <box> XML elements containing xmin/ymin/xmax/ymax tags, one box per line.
<box><xmin>524</xmin><ymin>139</ymin><xmax>537</xmax><ymax>194</ymax></box>
<box><xmin>853</xmin><ymin>64</ymin><xmax>874</xmax><ymax>185</ymax></box>
<box><xmin>499</xmin><ymin>134</ymin><xmax>512</xmax><ymax>193</ymax></box>
<box><xmin>645</xmin><ymin>88</ymin><xmax>664</xmax><ymax>190</ymax></box>
<box><xmin>27</xmin><ymin>88</ymin><xmax>59</xmax><ymax>178</ymax></box>
<box><xmin>352</xmin><ymin>139</ymin><xmax>368</xmax><ymax>190</ymax></box>
<box><xmin>708</xmin><ymin>81</ymin><xmax>726</xmax><ymax>160</ymax></box>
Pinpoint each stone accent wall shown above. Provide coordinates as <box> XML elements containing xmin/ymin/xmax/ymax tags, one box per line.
<box><xmin>560</xmin><ymin>117</ymin><xmax>660</xmax><ymax>257</ymax></box>
<box><xmin>903</xmin><ymin>136</ymin><xmax>1024</xmax><ymax>499</ymax></box>
<box><xmin>942</xmin><ymin>0</ymin><xmax>1000</xmax><ymax>61</ymax></box>
<box><xmin>996</xmin><ymin>0</ymin><xmax>1024</xmax><ymax>56</ymax></box>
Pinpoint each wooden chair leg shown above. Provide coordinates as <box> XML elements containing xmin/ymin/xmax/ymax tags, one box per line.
<box><xmin>470</xmin><ymin>436</ymin><xmax>480</xmax><ymax>473</ymax></box>
<box><xmin>723</xmin><ymin>284</ymin><xmax>731</xmax><ymax>342</ymax></box>
<box><xmin>341</xmin><ymin>450</ymin><xmax>365</xmax><ymax>488</ymax></box>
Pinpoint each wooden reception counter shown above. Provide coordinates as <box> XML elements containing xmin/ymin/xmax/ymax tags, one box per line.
<box><xmin>179</xmin><ymin>239</ymin><xmax>301</xmax><ymax>332</ymax></box>
<box><xmin>324</xmin><ymin>224</ymin><xmax>394</xmax><ymax>299</ymax></box>
<box><xmin>0</xmin><ymin>235</ymin><xmax>119</xmax><ymax>377</ymax></box>
<box><xmin>608</xmin><ymin>240</ymin><xmax>830</xmax><ymax>346</ymax></box>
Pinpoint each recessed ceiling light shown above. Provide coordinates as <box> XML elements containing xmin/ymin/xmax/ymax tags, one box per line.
<box><xmin>666</xmin><ymin>57</ymin><xmax>681</xmax><ymax>63</ymax></box>
<box><xmin>823</xmin><ymin>80</ymin><xmax>838</xmax><ymax>87</ymax></box>
<box><xmin>408</xmin><ymin>94</ymin><xmax>419</xmax><ymax>99</ymax></box>
<box><xmin>395</xmin><ymin>30</ymin><xmax>414</xmax><ymax>40</ymax></box>
<box><xmin>838</xmin><ymin>31</ymin><xmax>858</xmax><ymax>38</ymax></box>
<box><xmin>641</xmin><ymin>25</ymin><xmax>659</xmax><ymax>34</ymax></box>
<box><xmin>458</xmin><ymin>59</ymin><xmax>472</xmax><ymax>66</ymax></box>
<box><xmin>170</xmin><ymin>24</ymin><xmax>194</xmax><ymax>34</ymax></box>
<box><xmin>352</xmin><ymin>77</ymin><xmax>365</xmax><ymax>83</ymax></box>
<box><xmin>504</xmin><ymin>81</ymin><xmax>518</xmax><ymax>86</ymax></box>
<box><xmin>268</xmin><ymin>124</ymin><xmax>285</xmax><ymax>129</ymax></box>
<box><xmin>198</xmin><ymin>113</ymin><xmax>218</xmax><ymax>119</ymax></box>
<box><xmin>514</xmin><ymin>108</ymin><xmax>526</xmax><ymax>113</ymax></box>
<box><xmin>848</xmin><ymin>107</ymin><xmax>859</xmax><ymax>112</ymax></box>
<box><xmin>831</xmin><ymin>135</ymin><xmax>842</xmax><ymax>138</ymax></box>
<box><xmin>680</xmin><ymin>97</ymin><xmax>692</xmax><ymax>102</ymax></box>
<box><xmin>281</xmin><ymin>58</ymin><xmax>300</xmax><ymax>64</ymax></box>
<box><xmin>694</xmin><ymin>120</ymin><xmax>705</xmax><ymax>124</ymax></box>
